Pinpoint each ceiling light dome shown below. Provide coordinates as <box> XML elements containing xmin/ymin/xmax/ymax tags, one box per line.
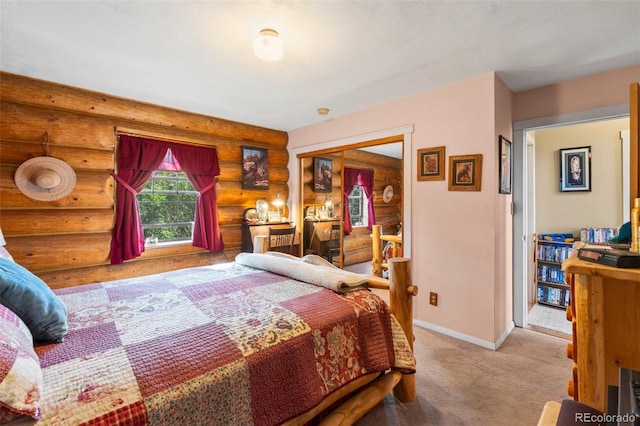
<box><xmin>253</xmin><ymin>28</ymin><xmax>284</xmax><ymax>62</ymax></box>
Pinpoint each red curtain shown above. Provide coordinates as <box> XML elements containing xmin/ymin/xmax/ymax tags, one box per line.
<box><xmin>110</xmin><ymin>135</ymin><xmax>222</xmax><ymax>264</ymax></box>
<box><xmin>342</xmin><ymin>167</ymin><xmax>376</xmax><ymax>235</ymax></box>
<box><xmin>110</xmin><ymin>136</ymin><xmax>168</xmax><ymax>264</ymax></box>
<box><xmin>171</xmin><ymin>144</ymin><xmax>223</xmax><ymax>252</ymax></box>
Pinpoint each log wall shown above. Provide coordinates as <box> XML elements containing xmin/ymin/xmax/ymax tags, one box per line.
<box><xmin>301</xmin><ymin>148</ymin><xmax>402</xmax><ymax>266</ymax></box>
<box><xmin>0</xmin><ymin>72</ymin><xmax>289</xmax><ymax>288</ymax></box>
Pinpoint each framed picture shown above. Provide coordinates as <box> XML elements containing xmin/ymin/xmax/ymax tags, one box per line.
<box><xmin>267</xmin><ymin>211</ymin><xmax>281</xmax><ymax>222</ymax></box>
<box><xmin>242</xmin><ymin>147</ymin><xmax>269</xmax><ymax>189</ymax></box>
<box><xmin>448</xmin><ymin>154</ymin><xmax>483</xmax><ymax>191</ymax></box>
<box><xmin>313</xmin><ymin>157</ymin><xmax>332</xmax><ymax>192</ymax></box>
<box><xmin>559</xmin><ymin>146</ymin><xmax>591</xmax><ymax>192</ymax></box>
<box><xmin>499</xmin><ymin>135</ymin><xmax>512</xmax><ymax>194</ymax></box>
<box><xmin>417</xmin><ymin>146</ymin><xmax>445</xmax><ymax>181</ymax></box>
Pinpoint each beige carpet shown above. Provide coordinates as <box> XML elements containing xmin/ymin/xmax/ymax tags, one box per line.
<box><xmin>356</xmin><ymin>326</ymin><xmax>572</xmax><ymax>425</ymax></box>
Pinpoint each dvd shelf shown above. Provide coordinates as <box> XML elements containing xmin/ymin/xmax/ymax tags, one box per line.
<box><xmin>535</xmin><ymin>234</ymin><xmax>574</xmax><ymax>309</ymax></box>
<box><xmin>579</xmin><ymin>227</ymin><xmax>618</xmax><ymax>244</ymax></box>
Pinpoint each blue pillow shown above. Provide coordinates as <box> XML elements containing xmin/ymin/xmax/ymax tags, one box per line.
<box><xmin>0</xmin><ymin>258</ymin><xmax>68</xmax><ymax>342</ymax></box>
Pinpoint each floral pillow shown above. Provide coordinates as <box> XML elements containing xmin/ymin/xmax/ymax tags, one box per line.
<box><xmin>0</xmin><ymin>303</ymin><xmax>42</xmax><ymax>423</ymax></box>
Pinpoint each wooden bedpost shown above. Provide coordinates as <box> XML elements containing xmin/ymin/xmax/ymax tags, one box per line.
<box><xmin>371</xmin><ymin>224</ymin><xmax>383</xmax><ymax>277</ymax></box>
<box><xmin>387</xmin><ymin>257</ymin><xmax>417</xmax><ymax>402</ymax></box>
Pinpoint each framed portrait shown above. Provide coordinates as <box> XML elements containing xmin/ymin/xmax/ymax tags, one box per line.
<box><xmin>417</xmin><ymin>146</ymin><xmax>445</xmax><ymax>181</ymax></box>
<box><xmin>242</xmin><ymin>147</ymin><xmax>268</xmax><ymax>189</ymax></box>
<box><xmin>499</xmin><ymin>135</ymin><xmax>512</xmax><ymax>194</ymax></box>
<box><xmin>559</xmin><ymin>146</ymin><xmax>591</xmax><ymax>192</ymax></box>
<box><xmin>448</xmin><ymin>154</ymin><xmax>483</xmax><ymax>191</ymax></box>
<box><xmin>313</xmin><ymin>157</ymin><xmax>332</xmax><ymax>192</ymax></box>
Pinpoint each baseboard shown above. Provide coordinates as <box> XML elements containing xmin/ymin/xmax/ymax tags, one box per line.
<box><xmin>494</xmin><ymin>321</ymin><xmax>515</xmax><ymax>349</ymax></box>
<box><xmin>413</xmin><ymin>319</ymin><xmax>515</xmax><ymax>351</ymax></box>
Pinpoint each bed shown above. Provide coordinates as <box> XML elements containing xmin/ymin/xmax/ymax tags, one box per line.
<box><xmin>0</xmin><ymin>251</ymin><xmax>417</xmax><ymax>426</ymax></box>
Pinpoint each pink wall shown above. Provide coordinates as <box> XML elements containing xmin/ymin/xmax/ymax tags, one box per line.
<box><xmin>289</xmin><ymin>73</ymin><xmax>511</xmax><ymax>345</ymax></box>
<box><xmin>514</xmin><ymin>65</ymin><xmax>640</xmax><ymax>122</ymax></box>
<box><xmin>289</xmin><ymin>65</ymin><xmax>638</xmax><ymax>347</ymax></box>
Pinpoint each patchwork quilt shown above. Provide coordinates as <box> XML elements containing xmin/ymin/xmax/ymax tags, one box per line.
<box><xmin>27</xmin><ymin>261</ymin><xmax>415</xmax><ymax>426</ymax></box>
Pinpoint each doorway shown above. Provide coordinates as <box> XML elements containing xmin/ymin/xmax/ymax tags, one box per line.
<box><xmin>512</xmin><ymin>105</ymin><xmax>630</xmax><ymax>331</ymax></box>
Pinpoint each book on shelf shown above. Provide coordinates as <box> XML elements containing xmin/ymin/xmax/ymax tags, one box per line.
<box><xmin>537</xmin><ymin>263</ymin><xmax>566</xmax><ymax>284</ymax></box>
<box><xmin>537</xmin><ymin>285</ymin><xmax>570</xmax><ymax>307</ymax></box>
<box><xmin>580</xmin><ymin>227</ymin><xmax>619</xmax><ymax>244</ymax></box>
<box><xmin>537</xmin><ymin>241</ymin><xmax>573</xmax><ymax>263</ymax></box>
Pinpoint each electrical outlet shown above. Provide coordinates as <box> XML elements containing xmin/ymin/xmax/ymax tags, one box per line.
<box><xmin>429</xmin><ymin>292</ymin><xmax>438</xmax><ymax>306</ymax></box>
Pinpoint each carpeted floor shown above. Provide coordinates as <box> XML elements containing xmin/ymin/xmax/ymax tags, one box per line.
<box><xmin>356</xmin><ymin>326</ymin><xmax>572</xmax><ymax>425</ymax></box>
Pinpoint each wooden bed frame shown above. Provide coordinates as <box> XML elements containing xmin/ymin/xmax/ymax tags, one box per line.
<box><xmin>254</xmin><ymin>234</ymin><xmax>418</xmax><ymax>425</ymax></box>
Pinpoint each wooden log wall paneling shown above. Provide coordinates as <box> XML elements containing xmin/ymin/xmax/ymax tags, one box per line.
<box><xmin>0</xmin><ymin>72</ymin><xmax>289</xmax><ymax>288</ymax></box>
<box><xmin>301</xmin><ymin>149</ymin><xmax>402</xmax><ymax>266</ymax></box>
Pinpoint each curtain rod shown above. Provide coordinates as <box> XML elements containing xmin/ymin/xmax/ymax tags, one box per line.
<box><xmin>344</xmin><ymin>166</ymin><xmax>375</xmax><ymax>173</ymax></box>
<box><xmin>114</xmin><ymin>127</ymin><xmax>217</xmax><ymax>148</ymax></box>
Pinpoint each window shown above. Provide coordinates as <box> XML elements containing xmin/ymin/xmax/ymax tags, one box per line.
<box><xmin>348</xmin><ymin>185</ymin><xmax>368</xmax><ymax>227</ymax></box>
<box><xmin>111</xmin><ymin>134</ymin><xmax>222</xmax><ymax>265</ymax></box>
<box><xmin>137</xmin><ymin>170</ymin><xmax>198</xmax><ymax>244</ymax></box>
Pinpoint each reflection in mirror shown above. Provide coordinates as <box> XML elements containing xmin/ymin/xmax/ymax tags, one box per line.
<box><xmin>301</xmin><ymin>153</ymin><xmax>342</xmax><ymax>266</ymax></box>
<box><xmin>342</xmin><ymin>145</ymin><xmax>402</xmax><ymax>272</ymax></box>
<box><xmin>300</xmin><ymin>141</ymin><xmax>403</xmax><ymax>273</ymax></box>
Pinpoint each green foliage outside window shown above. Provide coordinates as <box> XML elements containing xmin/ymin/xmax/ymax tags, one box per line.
<box><xmin>137</xmin><ymin>171</ymin><xmax>198</xmax><ymax>242</ymax></box>
<box><xmin>349</xmin><ymin>185</ymin><xmax>363</xmax><ymax>226</ymax></box>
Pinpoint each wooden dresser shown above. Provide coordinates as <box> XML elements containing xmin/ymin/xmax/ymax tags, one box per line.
<box><xmin>303</xmin><ymin>219</ymin><xmax>340</xmax><ymax>257</ymax></box>
<box><xmin>562</xmin><ymin>255</ymin><xmax>640</xmax><ymax>412</ymax></box>
<box><xmin>241</xmin><ymin>222</ymin><xmax>298</xmax><ymax>253</ymax></box>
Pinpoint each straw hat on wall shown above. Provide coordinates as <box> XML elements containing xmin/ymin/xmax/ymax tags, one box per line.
<box><xmin>382</xmin><ymin>185</ymin><xmax>394</xmax><ymax>203</ymax></box>
<box><xmin>14</xmin><ymin>157</ymin><xmax>77</xmax><ymax>201</ymax></box>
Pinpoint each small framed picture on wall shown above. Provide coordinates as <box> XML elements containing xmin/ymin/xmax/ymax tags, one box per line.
<box><xmin>499</xmin><ymin>135</ymin><xmax>512</xmax><ymax>194</ymax></box>
<box><xmin>448</xmin><ymin>154</ymin><xmax>483</xmax><ymax>191</ymax></box>
<box><xmin>559</xmin><ymin>146</ymin><xmax>591</xmax><ymax>192</ymax></box>
<box><xmin>313</xmin><ymin>157</ymin><xmax>332</xmax><ymax>192</ymax></box>
<box><xmin>242</xmin><ymin>147</ymin><xmax>269</xmax><ymax>189</ymax></box>
<box><xmin>417</xmin><ymin>146</ymin><xmax>445</xmax><ymax>181</ymax></box>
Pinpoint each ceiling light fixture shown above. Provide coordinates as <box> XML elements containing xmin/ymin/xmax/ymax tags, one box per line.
<box><xmin>253</xmin><ymin>28</ymin><xmax>284</xmax><ymax>62</ymax></box>
<box><xmin>317</xmin><ymin>107</ymin><xmax>330</xmax><ymax>115</ymax></box>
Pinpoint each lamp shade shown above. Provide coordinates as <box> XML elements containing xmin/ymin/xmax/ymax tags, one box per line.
<box><xmin>0</xmin><ymin>228</ymin><xmax>5</xmax><ymax>246</ymax></box>
<box><xmin>272</xmin><ymin>193</ymin><xmax>284</xmax><ymax>207</ymax></box>
<box><xmin>324</xmin><ymin>195</ymin><xmax>333</xmax><ymax>210</ymax></box>
<box><xmin>253</xmin><ymin>29</ymin><xmax>284</xmax><ymax>62</ymax></box>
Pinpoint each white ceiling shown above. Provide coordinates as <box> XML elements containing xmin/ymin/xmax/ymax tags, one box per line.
<box><xmin>1</xmin><ymin>1</ymin><xmax>639</xmax><ymax>132</ymax></box>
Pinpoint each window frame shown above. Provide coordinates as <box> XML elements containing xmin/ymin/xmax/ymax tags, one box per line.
<box><xmin>348</xmin><ymin>184</ymin><xmax>368</xmax><ymax>228</ymax></box>
<box><xmin>137</xmin><ymin>169</ymin><xmax>198</xmax><ymax>247</ymax></box>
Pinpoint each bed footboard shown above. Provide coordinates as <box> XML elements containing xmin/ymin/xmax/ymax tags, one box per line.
<box><xmin>368</xmin><ymin>257</ymin><xmax>417</xmax><ymax>402</ymax></box>
<box><xmin>254</xmin><ymin>235</ymin><xmax>417</xmax><ymax>421</ymax></box>
<box><xmin>315</xmin><ymin>257</ymin><xmax>419</xmax><ymax>424</ymax></box>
